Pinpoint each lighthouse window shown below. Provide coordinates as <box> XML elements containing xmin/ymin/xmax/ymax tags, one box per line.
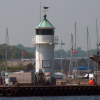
<box><xmin>42</xmin><ymin>60</ymin><xmax>51</xmax><ymax>68</ymax></box>
<box><xmin>36</xmin><ymin>29</ymin><xmax>54</xmax><ymax>35</ymax></box>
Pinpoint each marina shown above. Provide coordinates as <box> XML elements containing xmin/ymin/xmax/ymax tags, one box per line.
<box><xmin>0</xmin><ymin>12</ymin><xmax>99</xmax><ymax>97</ymax></box>
<box><xmin>0</xmin><ymin>2</ymin><xmax>100</xmax><ymax>97</ymax></box>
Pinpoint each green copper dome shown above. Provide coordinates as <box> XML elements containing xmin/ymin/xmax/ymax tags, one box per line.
<box><xmin>36</xmin><ymin>14</ymin><xmax>55</xmax><ymax>29</ymax></box>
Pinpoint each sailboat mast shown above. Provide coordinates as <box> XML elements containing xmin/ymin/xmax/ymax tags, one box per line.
<box><xmin>74</xmin><ymin>22</ymin><xmax>77</xmax><ymax>76</ymax></box>
<box><xmin>5</xmin><ymin>28</ymin><xmax>8</xmax><ymax>72</ymax></box>
<box><xmin>75</xmin><ymin>22</ymin><xmax>76</xmax><ymax>51</ymax></box>
<box><xmin>96</xmin><ymin>19</ymin><xmax>99</xmax><ymax>54</ymax></box>
<box><xmin>60</xmin><ymin>40</ymin><xmax>65</xmax><ymax>72</ymax></box>
<box><xmin>71</xmin><ymin>33</ymin><xmax>74</xmax><ymax>75</ymax></box>
<box><xmin>60</xmin><ymin>40</ymin><xmax>62</xmax><ymax>72</ymax></box>
<box><xmin>40</xmin><ymin>2</ymin><xmax>41</xmax><ymax>22</ymax></box>
<box><xmin>87</xmin><ymin>27</ymin><xmax>89</xmax><ymax>70</ymax></box>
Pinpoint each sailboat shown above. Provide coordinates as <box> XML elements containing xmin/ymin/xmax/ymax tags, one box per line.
<box><xmin>90</xmin><ymin>19</ymin><xmax>100</xmax><ymax>63</ymax></box>
<box><xmin>90</xmin><ymin>19</ymin><xmax>100</xmax><ymax>85</ymax></box>
<box><xmin>68</xmin><ymin>22</ymin><xmax>78</xmax><ymax>79</ymax></box>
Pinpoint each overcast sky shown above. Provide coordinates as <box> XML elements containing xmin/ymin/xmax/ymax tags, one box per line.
<box><xmin>0</xmin><ymin>0</ymin><xmax>100</xmax><ymax>51</ymax></box>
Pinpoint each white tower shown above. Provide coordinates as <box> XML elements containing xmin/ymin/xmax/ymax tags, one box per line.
<box><xmin>32</xmin><ymin>14</ymin><xmax>56</xmax><ymax>78</ymax></box>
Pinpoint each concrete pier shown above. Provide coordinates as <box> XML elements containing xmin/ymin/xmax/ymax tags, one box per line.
<box><xmin>0</xmin><ymin>85</ymin><xmax>99</xmax><ymax>96</ymax></box>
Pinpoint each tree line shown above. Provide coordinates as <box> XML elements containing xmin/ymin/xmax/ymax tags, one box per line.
<box><xmin>55</xmin><ymin>47</ymin><xmax>97</xmax><ymax>58</ymax></box>
<box><xmin>0</xmin><ymin>44</ymin><xmax>97</xmax><ymax>60</ymax></box>
<box><xmin>0</xmin><ymin>44</ymin><xmax>35</xmax><ymax>60</ymax></box>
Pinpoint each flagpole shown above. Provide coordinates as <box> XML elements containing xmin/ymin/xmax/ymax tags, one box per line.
<box><xmin>43</xmin><ymin>6</ymin><xmax>49</xmax><ymax>15</ymax></box>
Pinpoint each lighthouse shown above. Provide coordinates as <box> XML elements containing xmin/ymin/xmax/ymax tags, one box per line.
<box><xmin>32</xmin><ymin>14</ymin><xmax>56</xmax><ymax>79</ymax></box>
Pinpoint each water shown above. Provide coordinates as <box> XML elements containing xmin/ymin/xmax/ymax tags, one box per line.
<box><xmin>0</xmin><ymin>96</ymin><xmax>100</xmax><ymax>100</ymax></box>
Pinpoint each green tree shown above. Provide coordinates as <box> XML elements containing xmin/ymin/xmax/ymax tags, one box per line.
<box><xmin>55</xmin><ymin>49</ymin><xmax>67</xmax><ymax>58</ymax></box>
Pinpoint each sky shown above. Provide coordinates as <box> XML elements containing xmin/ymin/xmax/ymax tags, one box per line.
<box><xmin>0</xmin><ymin>0</ymin><xmax>100</xmax><ymax>51</ymax></box>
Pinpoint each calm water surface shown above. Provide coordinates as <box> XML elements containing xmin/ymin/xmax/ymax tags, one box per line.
<box><xmin>0</xmin><ymin>96</ymin><xmax>100</xmax><ymax>100</ymax></box>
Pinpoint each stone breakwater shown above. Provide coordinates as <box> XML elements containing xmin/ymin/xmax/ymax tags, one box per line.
<box><xmin>0</xmin><ymin>85</ymin><xmax>99</xmax><ymax>96</ymax></box>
